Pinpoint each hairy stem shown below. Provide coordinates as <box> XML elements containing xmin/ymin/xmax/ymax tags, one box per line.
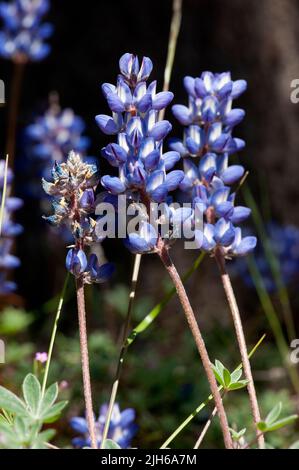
<box><xmin>75</xmin><ymin>276</ymin><xmax>97</xmax><ymax>449</ymax></box>
<box><xmin>158</xmin><ymin>244</ymin><xmax>233</xmax><ymax>449</ymax></box>
<box><xmin>215</xmin><ymin>250</ymin><xmax>264</xmax><ymax>449</ymax></box>
<box><xmin>6</xmin><ymin>62</ymin><xmax>25</xmax><ymax>168</ymax></box>
<box><xmin>100</xmin><ymin>253</ymin><xmax>142</xmax><ymax>449</ymax></box>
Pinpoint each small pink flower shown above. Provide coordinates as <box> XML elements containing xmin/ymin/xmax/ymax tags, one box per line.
<box><xmin>35</xmin><ymin>352</ymin><xmax>48</xmax><ymax>364</ymax></box>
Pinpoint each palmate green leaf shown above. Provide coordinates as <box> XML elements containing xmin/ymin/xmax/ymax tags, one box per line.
<box><xmin>230</xmin><ymin>369</ymin><xmax>242</xmax><ymax>383</ymax></box>
<box><xmin>0</xmin><ymin>386</ymin><xmax>27</xmax><ymax>416</ymax></box>
<box><xmin>265</xmin><ymin>402</ymin><xmax>282</xmax><ymax>425</ymax></box>
<box><xmin>41</xmin><ymin>400</ymin><xmax>68</xmax><ymax>423</ymax></box>
<box><xmin>229</xmin><ymin>427</ymin><xmax>246</xmax><ymax>441</ymax></box>
<box><xmin>103</xmin><ymin>439</ymin><xmax>121</xmax><ymax>449</ymax></box>
<box><xmin>22</xmin><ymin>374</ymin><xmax>41</xmax><ymax>417</ymax></box>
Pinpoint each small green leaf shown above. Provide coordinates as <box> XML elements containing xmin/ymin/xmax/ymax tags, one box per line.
<box><xmin>265</xmin><ymin>402</ymin><xmax>282</xmax><ymax>425</ymax></box>
<box><xmin>22</xmin><ymin>374</ymin><xmax>41</xmax><ymax>417</ymax></box>
<box><xmin>0</xmin><ymin>386</ymin><xmax>27</xmax><ymax>416</ymax></box>
<box><xmin>41</xmin><ymin>400</ymin><xmax>68</xmax><ymax>422</ymax></box>
<box><xmin>212</xmin><ymin>365</ymin><xmax>224</xmax><ymax>387</ymax></box>
<box><xmin>230</xmin><ymin>369</ymin><xmax>242</xmax><ymax>383</ymax></box>
<box><xmin>14</xmin><ymin>417</ymin><xmax>27</xmax><ymax>439</ymax></box>
<box><xmin>228</xmin><ymin>380</ymin><xmax>248</xmax><ymax>391</ymax></box>
<box><xmin>103</xmin><ymin>439</ymin><xmax>121</xmax><ymax>449</ymax></box>
<box><xmin>264</xmin><ymin>415</ymin><xmax>298</xmax><ymax>432</ymax></box>
<box><xmin>215</xmin><ymin>360</ymin><xmax>225</xmax><ymax>375</ymax></box>
<box><xmin>41</xmin><ymin>383</ymin><xmax>58</xmax><ymax>414</ymax></box>
<box><xmin>223</xmin><ymin>368</ymin><xmax>231</xmax><ymax>388</ymax></box>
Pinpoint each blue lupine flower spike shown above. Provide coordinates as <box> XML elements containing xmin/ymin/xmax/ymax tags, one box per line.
<box><xmin>172</xmin><ymin>71</ymin><xmax>256</xmax><ymax>259</ymax></box>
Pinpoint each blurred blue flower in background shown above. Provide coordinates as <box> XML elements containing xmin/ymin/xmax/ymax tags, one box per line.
<box><xmin>0</xmin><ymin>159</ymin><xmax>23</xmax><ymax>295</ymax></box>
<box><xmin>0</xmin><ymin>0</ymin><xmax>53</xmax><ymax>62</ymax></box>
<box><xmin>234</xmin><ymin>223</ymin><xmax>299</xmax><ymax>292</ymax></box>
<box><xmin>70</xmin><ymin>403</ymin><xmax>138</xmax><ymax>448</ymax></box>
<box><xmin>26</xmin><ymin>95</ymin><xmax>90</xmax><ymax>173</ymax></box>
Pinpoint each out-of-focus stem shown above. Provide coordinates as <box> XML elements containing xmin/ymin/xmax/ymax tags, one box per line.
<box><xmin>158</xmin><ymin>243</ymin><xmax>233</xmax><ymax>449</ymax></box>
<box><xmin>6</xmin><ymin>61</ymin><xmax>25</xmax><ymax>168</ymax></box>
<box><xmin>194</xmin><ymin>405</ymin><xmax>218</xmax><ymax>449</ymax></box>
<box><xmin>0</xmin><ymin>154</ymin><xmax>9</xmax><ymax>236</ymax></box>
<box><xmin>75</xmin><ymin>276</ymin><xmax>97</xmax><ymax>450</ymax></box>
<box><xmin>159</xmin><ymin>0</ymin><xmax>183</xmax><ymax>120</ymax></box>
<box><xmin>100</xmin><ymin>253</ymin><xmax>142</xmax><ymax>449</ymax></box>
<box><xmin>215</xmin><ymin>250</ymin><xmax>264</xmax><ymax>449</ymax></box>
<box><xmin>41</xmin><ymin>273</ymin><xmax>70</xmax><ymax>397</ymax></box>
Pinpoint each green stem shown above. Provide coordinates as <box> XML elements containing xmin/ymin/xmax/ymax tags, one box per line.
<box><xmin>41</xmin><ymin>273</ymin><xmax>70</xmax><ymax>397</ymax></box>
<box><xmin>159</xmin><ymin>0</ymin><xmax>183</xmax><ymax>120</ymax></box>
<box><xmin>160</xmin><ymin>334</ymin><xmax>266</xmax><ymax>448</ymax></box>
<box><xmin>100</xmin><ymin>254</ymin><xmax>141</xmax><ymax>449</ymax></box>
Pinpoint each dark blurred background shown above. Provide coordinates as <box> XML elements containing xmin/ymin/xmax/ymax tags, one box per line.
<box><xmin>1</xmin><ymin>0</ymin><xmax>299</xmax><ymax>449</ymax></box>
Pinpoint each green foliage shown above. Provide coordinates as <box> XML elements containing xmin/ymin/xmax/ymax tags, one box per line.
<box><xmin>0</xmin><ymin>373</ymin><xmax>67</xmax><ymax>449</ymax></box>
<box><xmin>212</xmin><ymin>360</ymin><xmax>248</xmax><ymax>391</ymax></box>
<box><xmin>0</xmin><ymin>308</ymin><xmax>33</xmax><ymax>335</ymax></box>
<box><xmin>257</xmin><ymin>402</ymin><xmax>298</xmax><ymax>433</ymax></box>
<box><xmin>103</xmin><ymin>439</ymin><xmax>121</xmax><ymax>449</ymax></box>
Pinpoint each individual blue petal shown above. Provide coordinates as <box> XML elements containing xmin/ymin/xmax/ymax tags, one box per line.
<box><xmin>101</xmin><ymin>175</ymin><xmax>126</xmax><ymax>194</ymax></box>
<box><xmin>152</xmin><ymin>91</ymin><xmax>173</xmax><ymax>110</ymax></box>
<box><xmin>146</xmin><ymin>170</ymin><xmax>164</xmax><ymax>193</ymax></box>
<box><xmin>126</xmin><ymin>223</ymin><xmax>157</xmax><ymax>254</ymax></box>
<box><xmin>80</xmin><ymin>189</ymin><xmax>95</xmax><ymax>210</ymax></box>
<box><xmin>144</xmin><ymin>149</ymin><xmax>160</xmax><ymax>170</ymax></box>
<box><xmin>183</xmin><ymin>158</ymin><xmax>198</xmax><ymax>182</ymax></box>
<box><xmin>215</xmin><ymin>201</ymin><xmax>234</xmax><ymax>219</ymax></box>
<box><xmin>148</xmin><ymin>120</ymin><xmax>172</xmax><ymax>141</ymax></box>
<box><xmin>165</xmin><ymin>170</ymin><xmax>184</xmax><ymax>191</ymax></box>
<box><xmin>150</xmin><ymin>184</ymin><xmax>168</xmax><ymax>202</ymax></box>
<box><xmin>231</xmin><ymin>206</ymin><xmax>251</xmax><ymax>224</ymax></box>
<box><xmin>168</xmin><ymin>138</ymin><xmax>188</xmax><ymax>157</ymax></box>
<box><xmin>120</xmin><ymin>409</ymin><xmax>136</xmax><ymax>427</ymax></box>
<box><xmin>231</xmin><ymin>80</ymin><xmax>247</xmax><ymax>99</ymax></box>
<box><xmin>119</xmin><ymin>53</ymin><xmax>133</xmax><ymax>78</ymax></box>
<box><xmin>97</xmin><ymin>263</ymin><xmax>115</xmax><ymax>282</ymax></box>
<box><xmin>201</xmin><ymin>96</ymin><xmax>218</xmax><ymax>122</ymax></box>
<box><xmin>235</xmin><ymin>236</ymin><xmax>257</xmax><ymax>256</ymax></box>
<box><xmin>194</xmin><ymin>77</ymin><xmax>208</xmax><ymax>98</ymax></box>
<box><xmin>172</xmin><ymin>104</ymin><xmax>192</xmax><ymax>125</ymax></box>
<box><xmin>162</xmin><ymin>151</ymin><xmax>180</xmax><ymax>170</ymax></box>
<box><xmin>137</xmin><ymin>93</ymin><xmax>152</xmax><ymax>113</ymax></box>
<box><xmin>221</xmin><ymin>165</ymin><xmax>244</xmax><ymax>184</ymax></box>
<box><xmin>138</xmin><ymin>56</ymin><xmax>153</xmax><ymax>81</ymax></box>
<box><xmin>66</xmin><ymin>249</ymin><xmax>87</xmax><ymax>276</ymax></box>
<box><xmin>95</xmin><ymin>115</ymin><xmax>119</xmax><ymax>135</ymax></box>
<box><xmin>233</xmin><ymin>138</ymin><xmax>246</xmax><ymax>151</ymax></box>
<box><xmin>101</xmin><ymin>83</ymin><xmax>116</xmax><ymax>98</ymax></box>
<box><xmin>202</xmin><ymin>223</ymin><xmax>216</xmax><ymax>251</ymax></box>
<box><xmin>183</xmin><ymin>76</ymin><xmax>196</xmax><ymax>97</ymax></box>
<box><xmin>214</xmin><ymin>219</ymin><xmax>235</xmax><ymax>246</ymax></box>
<box><xmin>106</xmin><ymin>93</ymin><xmax>125</xmax><ymax>113</ymax></box>
<box><xmin>224</xmin><ymin>109</ymin><xmax>245</xmax><ymax>127</ymax></box>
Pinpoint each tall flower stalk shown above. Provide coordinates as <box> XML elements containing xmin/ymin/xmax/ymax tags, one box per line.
<box><xmin>42</xmin><ymin>151</ymin><xmax>114</xmax><ymax>449</ymax></box>
<box><xmin>171</xmin><ymin>71</ymin><xmax>264</xmax><ymax>447</ymax></box>
<box><xmin>96</xmin><ymin>53</ymin><xmax>232</xmax><ymax>448</ymax></box>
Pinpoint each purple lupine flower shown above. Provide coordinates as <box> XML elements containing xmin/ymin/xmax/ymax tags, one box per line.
<box><xmin>96</xmin><ymin>52</ymin><xmax>185</xmax><ymax>254</ymax></box>
<box><xmin>172</xmin><ymin>71</ymin><xmax>256</xmax><ymax>258</ymax></box>
<box><xmin>234</xmin><ymin>223</ymin><xmax>299</xmax><ymax>291</ymax></box>
<box><xmin>0</xmin><ymin>0</ymin><xmax>53</xmax><ymax>62</ymax></box>
<box><xmin>70</xmin><ymin>403</ymin><xmax>138</xmax><ymax>449</ymax></box>
<box><xmin>42</xmin><ymin>151</ymin><xmax>114</xmax><ymax>283</ymax></box>
<box><xmin>0</xmin><ymin>159</ymin><xmax>23</xmax><ymax>295</ymax></box>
